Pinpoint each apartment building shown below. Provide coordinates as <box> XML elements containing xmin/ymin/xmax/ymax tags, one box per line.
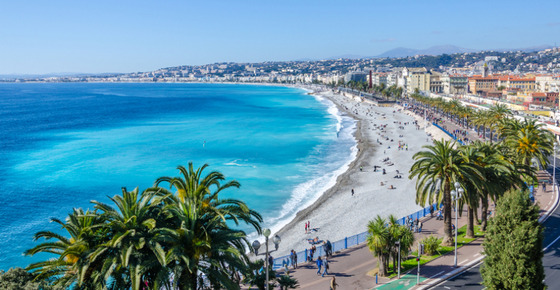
<box><xmin>441</xmin><ymin>74</ymin><xmax>468</xmax><ymax>95</ymax></box>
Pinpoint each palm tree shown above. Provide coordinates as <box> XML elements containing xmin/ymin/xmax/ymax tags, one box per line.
<box><xmin>25</xmin><ymin>209</ymin><xmax>107</xmax><ymax>289</ymax></box>
<box><xmin>152</xmin><ymin>163</ymin><xmax>263</xmax><ymax>234</ymax></box>
<box><xmin>89</xmin><ymin>187</ymin><xmax>168</xmax><ymax>290</ymax></box>
<box><xmin>471</xmin><ymin>111</ymin><xmax>492</xmax><ymax>141</ymax></box>
<box><xmin>486</xmin><ymin>104</ymin><xmax>512</xmax><ymax>142</ymax></box>
<box><xmin>366</xmin><ymin>216</ymin><xmax>390</xmax><ymax>276</ymax></box>
<box><xmin>410</xmin><ymin>140</ymin><xmax>483</xmax><ymax>245</ymax></box>
<box><xmin>465</xmin><ymin>141</ymin><xmax>528</xmax><ymax>231</ymax></box>
<box><xmin>152</xmin><ymin>163</ymin><xmax>263</xmax><ymax>289</ymax></box>
<box><xmin>387</xmin><ymin>215</ymin><xmax>415</xmax><ymax>274</ymax></box>
<box><xmin>502</xmin><ymin>119</ymin><xmax>554</xmax><ymax>168</ymax></box>
<box><xmin>457</xmin><ymin>145</ymin><xmax>484</xmax><ymax>238</ymax></box>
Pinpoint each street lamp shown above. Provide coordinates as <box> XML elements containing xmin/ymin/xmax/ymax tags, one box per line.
<box><xmin>396</xmin><ymin>240</ymin><xmax>401</xmax><ymax>279</ymax></box>
<box><xmin>272</xmin><ymin>235</ymin><xmax>281</xmax><ymax>251</ymax></box>
<box><xmin>451</xmin><ymin>182</ymin><xmax>464</xmax><ymax>268</ymax></box>
<box><xmin>252</xmin><ymin>240</ymin><xmax>261</xmax><ymax>256</ymax></box>
<box><xmin>553</xmin><ymin>142</ymin><xmax>557</xmax><ymax>189</ymax></box>
<box><xmin>252</xmin><ymin>229</ymin><xmax>280</xmax><ymax>290</ymax></box>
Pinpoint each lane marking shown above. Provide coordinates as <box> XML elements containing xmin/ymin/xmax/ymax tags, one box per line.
<box><xmin>473</xmin><ymin>253</ymin><xmax>481</xmax><ymax>257</ymax></box>
<box><xmin>458</xmin><ymin>259</ymin><xmax>470</xmax><ymax>266</ymax></box>
<box><xmin>428</xmin><ymin>271</ymin><xmax>445</xmax><ymax>279</ymax></box>
<box><xmin>544</xmin><ymin>234</ymin><xmax>560</xmax><ymax>251</ymax></box>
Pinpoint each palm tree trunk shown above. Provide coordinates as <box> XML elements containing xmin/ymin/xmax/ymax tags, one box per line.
<box><xmin>443</xmin><ymin>185</ymin><xmax>453</xmax><ymax>246</ymax></box>
<box><xmin>467</xmin><ymin>206</ymin><xmax>475</xmax><ymax>238</ymax></box>
<box><xmin>392</xmin><ymin>251</ymin><xmax>397</xmax><ymax>274</ymax></box>
<box><xmin>378</xmin><ymin>254</ymin><xmax>387</xmax><ymax>276</ymax></box>
<box><xmin>481</xmin><ymin>197</ymin><xmax>488</xmax><ymax>231</ymax></box>
<box><xmin>385</xmin><ymin>254</ymin><xmax>390</xmax><ymax>275</ymax></box>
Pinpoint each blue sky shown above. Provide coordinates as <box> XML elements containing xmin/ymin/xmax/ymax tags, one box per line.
<box><xmin>1</xmin><ymin>0</ymin><xmax>559</xmax><ymax>74</ymax></box>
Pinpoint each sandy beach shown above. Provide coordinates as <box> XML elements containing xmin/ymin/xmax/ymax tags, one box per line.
<box><xmin>271</xmin><ymin>88</ymin><xmax>451</xmax><ymax>259</ymax></box>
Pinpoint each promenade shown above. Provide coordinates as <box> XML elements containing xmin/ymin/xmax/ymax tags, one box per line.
<box><xmin>272</xmin><ymin>176</ymin><xmax>555</xmax><ymax>290</ymax></box>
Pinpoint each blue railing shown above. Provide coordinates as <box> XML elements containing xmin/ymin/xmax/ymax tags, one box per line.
<box><xmin>272</xmin><ymin>202</ymin><xmax>439</xmax><ymax>270</ymax></box>
<box><xmin>432</xmin><ymin>122</ymin><xmax>464</xmax><ymax>145</ymax></box>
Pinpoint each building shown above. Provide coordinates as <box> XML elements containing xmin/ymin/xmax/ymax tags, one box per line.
<box><xmin>429</xmin><ymin>72</ymin><xmax>443</xmax><ymax>93</ymax></box>
<box><xmin>536</xmin><ymin>75</ymin><xmax>560</xmax><ymax>92</ymax></box>
<box><xmin>498</xmin><ymin>76</ymin><xmax>535</xmax><ymax>92</ymax></box>
<box><xmin>368</xmin><ymin>72</ymin><xmax>388</xmax><ymax>87</ymax></box>
<box><xmin>468</xmin><ymin>76</ymin><xmax>499</xmax><ymax>96</ymax></box>
<box><xmin>344</xmin><ymin>71</ymin><xmax>368</xmax><ymax>83</ymax></box>
<box><xmin>441</xmin><ymin>74</ymin><xmax>468</xmax><ymax>95</ymax></box>
<box><xmin>406</xmin><ymin>67</ymin><xmax>430</xmax><ymax>94</ymax></box>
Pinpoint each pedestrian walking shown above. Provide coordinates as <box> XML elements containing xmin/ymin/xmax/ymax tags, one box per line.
<box><xmin>322</xmin><ymin>257</ymin><xmax>329</xmax><ymax>277</ymax></box>
<box><xmin>430</xmin><ymin>205</ymin><xmax>434</xmax><ymax>217</ymax></box>
<box><xmin>316</xmin><ymin>256</ymin><xmax>323</xmax><ymax>275</ymax></box>
<box><xmin>330</xmin><ymin>277</ymin><xmax>338</xmax><ymax>290</ymax></box>
<box><xmin>292</xmin><ymin>250</ymin><xmax>298</xmax><ymax>268</ymax></box>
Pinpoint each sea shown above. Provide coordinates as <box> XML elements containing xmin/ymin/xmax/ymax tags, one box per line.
<box><xmin>0</xmin><ymin>83</ymin><xmax>356</xmax><ymax>270</ymax></box>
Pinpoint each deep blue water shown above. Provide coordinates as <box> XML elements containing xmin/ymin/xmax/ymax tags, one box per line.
<box><xmin>0</xmin><ymin>83</ymin><xmax>356</xmax><ymax>270</ymax></box>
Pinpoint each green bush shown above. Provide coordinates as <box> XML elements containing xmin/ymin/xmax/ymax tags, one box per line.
<box><xmin>422</xmin><ymin>236</ymin><xmax>441</xmax><ymax>256</ymax></box>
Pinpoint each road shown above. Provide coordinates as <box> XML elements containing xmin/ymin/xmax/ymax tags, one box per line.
<box><xmin>431</xmin><ymin>165</ymin><xmax>560</xmax><ymax>289</ymax></box>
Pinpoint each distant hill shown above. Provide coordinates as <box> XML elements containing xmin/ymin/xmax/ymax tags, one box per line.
<box><xmin>376</xmin><ymin>45</ymin><xmax>476</xmax><ymax>58</ymax></box>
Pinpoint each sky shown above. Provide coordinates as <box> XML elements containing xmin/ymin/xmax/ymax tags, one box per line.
<box><xmin>1</xmin><ymin>0</ymin><xmax>559</xmax><ymax>75</ymax></box>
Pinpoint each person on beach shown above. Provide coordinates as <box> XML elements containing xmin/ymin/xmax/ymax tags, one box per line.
<box><xmin>351</xmin><ymin>188</ymin><xmax>354</xmax><ymax>196</ymax></box>
<box><xmin>305</xmin><ymin>222</ymin><xmax>308</xmax><ymax>234</ymax></box>
<box><xmin>316</xmin><ymin>256</ymin><xmax>323</xmax><ymax>275</ymax></box>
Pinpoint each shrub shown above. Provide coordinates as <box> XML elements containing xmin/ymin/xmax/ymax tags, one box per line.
<box><xmin>422</xmin><ymin>236</ymin><xmax>441</xmax><ymax>255</ymax></box>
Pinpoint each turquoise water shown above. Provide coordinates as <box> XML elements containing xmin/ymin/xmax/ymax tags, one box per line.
<box><xmin>0</xmin><ymin>83</ymin><xmax>356</xmax><ymax>269</ymax></box>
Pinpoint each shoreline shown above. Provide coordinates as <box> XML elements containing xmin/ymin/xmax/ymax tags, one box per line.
<box><xmin>274</xmin><ymin>90</ymin><xmax>367</xmax><ymax>235</ymax></box>
<box><xmin>271</xmin><ymin>87</ymin><xmax>435</xmax><ymax>258</ymax></box>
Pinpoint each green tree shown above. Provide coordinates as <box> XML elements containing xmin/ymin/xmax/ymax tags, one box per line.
<box><xmin>409</xmin><ymin>140</ymin><xmax>483</xmax><ymax>245</ymax></box>
<box><xmin>387</xmin><ymin>215</ymin><xmax>415</xmax><ymax>274</ymax></box>
<box><xmin>481</xmin><ymin>189</ymin><xmax>544</xmax><ymax>289</ymax></box>
<box><xmin>276</xmin><ymin>273</ymin><xmax>299</xmax><ymax>290</ymax></box>
<box><xmin>242</xmin><ymin>259</ymin><xmax>276</xmax><ymax>290</ymax></box>
<box><xmin>501</xmin><ymin>119</ymin><xmax>553</xmax><ymax>168</ymax></box>
<box><xmin>366</xmin><ymin>216</ymin><xmax>391</xmax><ymax>276</ymax></box>
<box><xmin>24</xmin><ymin>208</ymin><xmax>107</xmax><ymax>289</ymax></box>
<box><xmin>0</xmin><ymin>267</ymin><xmax>60</xmax><ymax>290</ymax></box>
<box><xmin>25</xmin><ymin>163</ymin><xmax>263</xmax><ymax>289</ymax></box>
<box><xmin>89</xmin><ymin>187</ymin><xmax>168</xmax><ymax>290</ymax></box>
<box><xmin>152</xmin><ymin>163</ymin><xmax>263</xmax><ymax>289</ymax></box>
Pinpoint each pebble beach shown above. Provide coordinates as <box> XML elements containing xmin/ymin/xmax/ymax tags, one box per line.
<box><xmin>271</xmin><ymin>88</ymin><xmax>452</xmax><ymax>259</ymax></box>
